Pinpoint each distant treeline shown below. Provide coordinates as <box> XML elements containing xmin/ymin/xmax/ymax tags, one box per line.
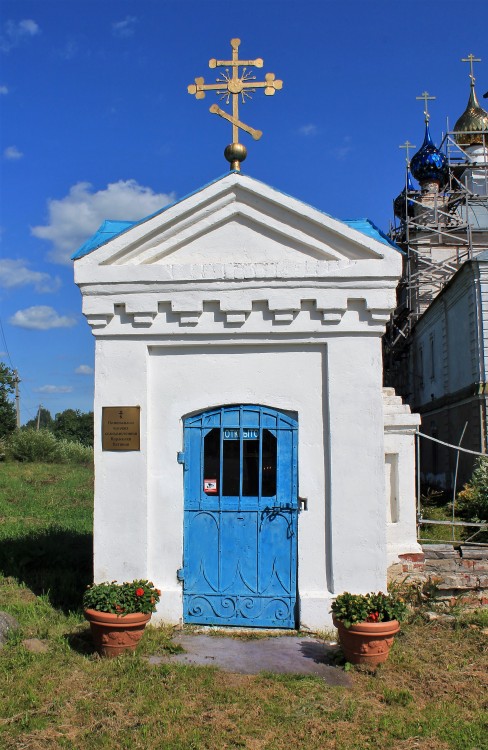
<box><xmin>24</xmin><ymin>408</ymin><xmax>94</xmax><ymax>447</ymax></box>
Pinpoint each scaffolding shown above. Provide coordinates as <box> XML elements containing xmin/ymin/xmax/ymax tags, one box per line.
<box><xmin>384</xmin><ymin>129</ymin><xmax>488</xmax><ymax>398</ymax></box>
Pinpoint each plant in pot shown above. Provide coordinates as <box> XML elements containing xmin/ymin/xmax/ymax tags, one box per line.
<box><xmin>331</xmin><ymin>591</ymin><xmax>407</xmax><ymax>668</ymax></box>
<box><xmin>83</xmin><ymin>579</ymin><xmax>161</xmax><ymax>658</ymax></box>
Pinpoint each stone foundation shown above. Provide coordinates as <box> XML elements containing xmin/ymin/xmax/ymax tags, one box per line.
<box><xmin>388</xmin><ymin>544</ymin><xmax>488</xmax><ymax>608</ymax></box>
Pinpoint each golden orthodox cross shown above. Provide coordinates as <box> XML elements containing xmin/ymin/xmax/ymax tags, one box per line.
<box><xmin>416</xmin><ymin>91</ymin><xmax>436</xmax><ymax>123</ymax></box>
<box><xmin>188</xmin><ymin>38</ymin><xmax>283</xmax><ymax>170</ymax></box>
<box><xmin>399</xmin><ymin>140</ymin><xmax>416</xmax><ymax>164</ymax></box>
<box><xmin>462</xmin><ymin>53</ymin><xmax>481</xmax><ymax>86</ymax></box>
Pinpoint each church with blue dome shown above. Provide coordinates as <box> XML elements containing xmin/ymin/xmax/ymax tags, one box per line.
<box><xmin>385</xmin><ymin>56</ymin><xmax>488</xmax><ymax>496</ymax></box>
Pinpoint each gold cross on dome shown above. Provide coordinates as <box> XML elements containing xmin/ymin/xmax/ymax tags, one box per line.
<box><xmin>188</xmin><ymin>38</ymin><xmax>283</xmax><ymax>170</ymax></box>
<box><xmin>399</xmin><ymin>140</ymin><xmax>416</xmax><ymax>164</ymax></box>
<box><xmin>462</xmin><ymin>53</ymin><xmax>481</xmax><ymax>86</ymax></box>
<box><xmin>416</xmin><ymin>91</ymin><xmax>436</xmax><ymax>123</ymax></box>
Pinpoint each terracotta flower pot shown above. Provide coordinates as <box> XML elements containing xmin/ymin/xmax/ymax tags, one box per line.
<box><xmin>84</xmin><ymin>609</ymin><xmax>151</xmax><ymax>658</ymax></box>
<box><xmin>333</xmin><ymin>617</ymin><xmax>400</xmax><ymax>667</ymax></box>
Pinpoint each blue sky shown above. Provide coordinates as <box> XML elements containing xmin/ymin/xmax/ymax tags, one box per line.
<box><xmin>1</xmin><ymin>0</ymin><xmax>487</xmax><ymax>423</ymax></box>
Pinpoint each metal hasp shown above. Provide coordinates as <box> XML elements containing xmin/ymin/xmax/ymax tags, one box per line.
<box><xmin>181</xmin><ymin>405</ymin><xmax>298</xmax><ymax>628</ymax></box>
<box><xmin>187</xmin><ymin>38</ymin><xmax>283</xmax><ymax>171</ymax></box>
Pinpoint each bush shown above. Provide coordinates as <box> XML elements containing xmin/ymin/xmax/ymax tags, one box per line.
<box><xmin>457</xmin><ymin>457</ymin><xmax>488</xmax><ymax>523</ymax></box>
<box><xmin>7</xmin><ymin>428</ymin><xmax>60</xmax><ymax>462</ymax></box>
<box><xmin>6</xmin><ymin>428</ymin><xmax>93</xmax><ymax>464</ymax></box>
<box><xmin>56</xmin><ymin>439</ymin><xmax>93</xmax><ymax>464</ymax></box>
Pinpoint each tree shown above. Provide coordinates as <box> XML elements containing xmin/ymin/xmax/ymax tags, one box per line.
<box><xmin>53</xmin><ymin>409</ymin><xmax>94</xmax><ymax>447</ymax></box>
<box><xmin>24</xmin><ymin>407</ymin><xmax>53</xmax><ymax>431</ymax></box>
<box><xmin>0</xmin><ymin>362</ymin><xmax>17</xmax><ymax>438</ymax></box>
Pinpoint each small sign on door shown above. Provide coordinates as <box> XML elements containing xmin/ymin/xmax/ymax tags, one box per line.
<box><xmin>204</xmin><ymin>478</ymin><xmax>218</xmax><ymax>494</ymax></box>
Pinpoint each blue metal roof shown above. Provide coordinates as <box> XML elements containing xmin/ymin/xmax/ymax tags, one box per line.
<box><xmin>71</xmin><ymin>173</ymin><xmax>401</xmax><ymax>260</ymax></box>
<box><xmin>72</xmin><ymin>220</ymin><xmax>136</xmax><ymax>259</ymax></box>
<box><xmin>342</xmin><ymin>218</ymin><xmax>401</xmax><ymax>251</ymax></box>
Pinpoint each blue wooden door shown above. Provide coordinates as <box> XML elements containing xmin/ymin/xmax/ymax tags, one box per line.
<box><xmin>182</xmin><ymin>405</ymin><xmax>298</xmax><ymax>628</ymax></box>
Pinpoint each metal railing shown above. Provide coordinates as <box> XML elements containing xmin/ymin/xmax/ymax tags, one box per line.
<box><xmin>416</xmin><ymin>429</ymin><xmax>488</xmax><ymax>546</ymax></box>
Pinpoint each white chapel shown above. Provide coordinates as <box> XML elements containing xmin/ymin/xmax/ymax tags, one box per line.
<box><xmin>73</xmin><ymin>170</ymin><xmax>420</xmax><ymax>630</ymax></box>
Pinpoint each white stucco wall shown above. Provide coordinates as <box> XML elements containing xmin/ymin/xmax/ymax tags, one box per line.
<box><xmin>92</xmin><ymin>334</ymin><xmax>391</xmax><ymax>629</ymax></box>
<box><xmin>383</xmin><ymin>388</ymin><xmax>422</xmax><ymax>566</ymax></box>
<box><xmin>412</xmin><ymin>264</ymin><xmax>482</xmax><ymax>409</ymax></box>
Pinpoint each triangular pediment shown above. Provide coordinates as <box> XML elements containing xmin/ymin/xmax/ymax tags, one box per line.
<box><xmin>74</xmin><ymin>173</ymin><xmax>397</xmax><ymax>268</ymax></box>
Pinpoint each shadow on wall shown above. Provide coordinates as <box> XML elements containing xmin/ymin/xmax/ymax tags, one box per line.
<box><xmin>0</xmin><ymin>528</ymin><xmax>93</xmax><ymax>613</ymax></box>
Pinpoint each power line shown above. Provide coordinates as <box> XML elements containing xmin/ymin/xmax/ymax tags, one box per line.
<box><xmin>0</xmin><ymin>315</ymin><xmax>14</xmax><ymax>369</ymax></box>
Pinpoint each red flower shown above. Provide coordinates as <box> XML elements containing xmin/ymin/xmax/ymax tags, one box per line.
<box><xmin>135</xmin><ymin>587</ymin><xmax>144</xmax><ymax>597</ymax></box>
<box><xmin>366</xmin><ymin>611</ymin><xmax>380</xmax><ymax>622</ymax></box>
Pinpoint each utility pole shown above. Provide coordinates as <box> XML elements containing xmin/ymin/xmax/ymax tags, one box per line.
<box><xmin>14</xmin><ymin>370</ymin><xmax>20</xmax><ymax>429</ymax></box>
<box><xmin>36</xmin><ymin>404</ymin><xmax>43</xmax><ymax>431</ymax></box>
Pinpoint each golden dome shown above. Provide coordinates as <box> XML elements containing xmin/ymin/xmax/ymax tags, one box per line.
<box><xmin>454</xmin><ymin>85</ymin><xmax>488</xmax><ymax>146</ymax></box>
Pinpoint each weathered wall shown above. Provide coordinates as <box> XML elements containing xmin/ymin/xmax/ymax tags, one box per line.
<box><xmin>389</xmin><ymin>544</ymin><xmax>488</xmax><ymax>607</ymax></box>
<box><xmin>410</xmin><ymin>262</ymin><xmax>487</xmax><ymax>490</ymax></box>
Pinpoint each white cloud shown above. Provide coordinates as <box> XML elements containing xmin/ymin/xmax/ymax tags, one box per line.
<box><xmin>4</xmin><ymin>145</ymin><xmax>23</xmax><ymax>160</ymax></box>
<box><xmin>9</xmin><ymin>306</ymin><xmax>77</xmax><ymax>330</ymax></box>
<box><xmin>0</xmin><ymin>259</ymin><xmax>61</xmax><ymax>293</ymax></box>
<box><xmin>112</xmin><ymin>16</ymin><xmax>137</xmax><ymax>38</ymax></box>
<box><xmin>34</xmin><ymin>385</ymin><xmax>73</xmax><ymax>394</ymax></box>
<box><xmin>331</xmin><ymin>136</ymin><xmax>353</xmax><ymax>161</ymax></box>
<box><xmin>18</xmin><ymin>19</ymin><xmax>39</xmax><ymax>35</ymax></box>
<box><xmin>299</xmin><ymin>124</ymin><xmax>318</xmax><ymax>137</ymax></box>
<box><xmin>75</xmin><ymin>365</ymin><xmax>93</xmax><ymax>375</ymax></box>
<box><xmin>32</xmin><ymin>179</ymin><xmax>175</xmax><ymax>265</ymax></box>
<box><xmin>0</xmin><ymin>85</ymin><xmax>8</xmax><ymax>95</ymax></box>
<box><xmin>57</xmin><ymin>39</ymin><xmax>78</xmax><ymax>61</ymax></box>
<box><xmin>1</xmin><ymin>19</ymin><xmax>40</xmax><ymax>53</ymax></box>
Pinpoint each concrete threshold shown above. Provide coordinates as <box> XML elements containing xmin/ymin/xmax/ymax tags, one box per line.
<box><xmin>146</xmin><ymin>634</ymin><xmax>352</xmax><ymax>687</ymax></box>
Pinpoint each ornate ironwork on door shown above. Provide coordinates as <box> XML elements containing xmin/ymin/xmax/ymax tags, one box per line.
<box><xmin>181</xmin><ymin>405</ymin><xmax>298</xmax><ymax>628</ymax></box>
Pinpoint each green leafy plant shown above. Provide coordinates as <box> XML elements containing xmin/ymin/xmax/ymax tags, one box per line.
<box><xmin>331</xmin><ymin>591</ymin><xmax>407</xmax><ymax>629</ymax></box>
<box><xmin>56</xmin><ymin>439</ymin><xmax>93</xmax><ymax>464</ymax></box>
<box><xmin>457</xmin><ymin>456</ymin><xmax>488</xmax><ymax>524</ymax></box>
<box><xmin>7</xmin><ymin>428</ymin><xmax>60</xmax><ymax>462</ymax></box>
<box><xmin>6</xmin><ymin>429</ymin><xmax>93</xmax><ymax>464</ymax></box>
<box><xmin>83</xmin><ymin>580</ymin><xmax>161</xmax><ymax>615</ymax></box>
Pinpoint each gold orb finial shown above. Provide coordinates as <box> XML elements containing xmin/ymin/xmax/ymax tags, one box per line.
<box><xmin>188</xmin><ymin>39</ymin><xmax>283</xmax><ymax>170</ymax></box>
<box><xmin>224</xmin><ymin>143</ymin><xmax>247</xmax><ymax>171</ymax></box>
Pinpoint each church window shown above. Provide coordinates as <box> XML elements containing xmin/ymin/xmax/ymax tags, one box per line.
<box><xmin>430</xmin><ymin>335</ymin><xmax>435</xmax><ymax>380</ymax></box>
<box><xmin>418</xmin><ymin>345</ymin><xmax>424</xmax><ymax>388</ymax></box>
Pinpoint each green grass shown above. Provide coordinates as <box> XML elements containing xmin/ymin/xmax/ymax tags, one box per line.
<box><xmin>0</xmin><ymin>463</ymin><xmax>93</xmax><ymax>611</ymax></box>
<box><xmin>418</xmin><ymin>502</ymin><xmax>467</xmax><ymax>544</ymax></box>
<box><xmin>0</xmin><ymin>463</ymin><xmax>487</xmax><ymax>749</ymax></box>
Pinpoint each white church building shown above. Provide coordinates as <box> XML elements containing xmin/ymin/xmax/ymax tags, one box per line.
<box><xmin>73</xmin><ymin>171</ymin><xmax>420</xmax><ymax>629</ymax></box>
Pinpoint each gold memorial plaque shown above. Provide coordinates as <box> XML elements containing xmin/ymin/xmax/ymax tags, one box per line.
<box><xmin>102</xmin><ymin>407</ymin><xmax>140</xmax><ymax>451</ymax></box>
